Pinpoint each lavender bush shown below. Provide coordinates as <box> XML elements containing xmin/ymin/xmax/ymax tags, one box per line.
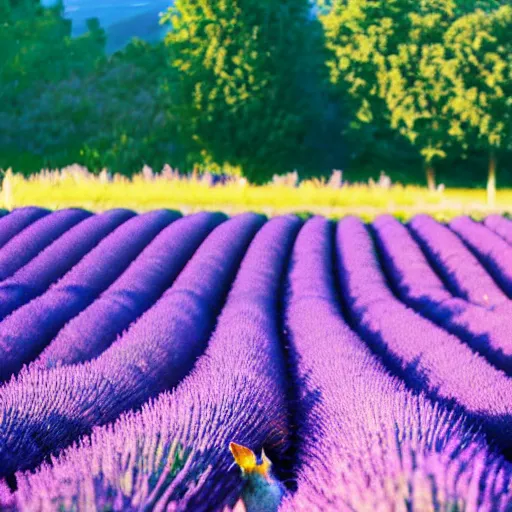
<box><xmin>336</xmin><ymin>216</ymin><xmax>512</xmax><ymax>450</ymax></box>
<box><xmin>408</xmin><ymin>214</ymin><xmax>508</xmax><ymax>308</ymax></box>
<box><xmin>0</xmin><ymin>210</ymin><xmax>175</xmax><ymax>381</ymax></box>
<box><xmin>0</xmin><ymin>207</ymin><xmax>49</xmax><ymax>249</ymax></box>
<box><xmin>281</xmin><ymin>216</ymin><xmax>512</xmax><ymax>511</ymax></box>
<box><xmin>485</xmin><ymin>214</ymin><xmax>512</xmax><ymax>244</ymax></box>
<box><xmin>450</xmin><ymin>216</ymin><xmax>512</xmax><ymax>298</ymax></box>
<box><xmin>373</xmin><ymin>214</ymin><xmax>512</xmax><ymax>372</ymax></box>
<box><xmin>0</xmin><ymin>210</ymin><xmax>511</xmax><ymax>509</ymax></box>
<box><xmin>0</xmin><ymin>209</ymin><xmax>133</xmax><ymax>321</ymax></box>
<box><xmin>0</xmin><ymin>213</ymin><xmax>264</xmax><ymax>477</ymax></box>
<box><xmin>0</xmin><ymin>208</ymin><xmax>91</xmax><ymax>281</ymax></box>
<box><xmin>10</xmin><ymin>215</ymin><xmax>300</xmax><ymax>511</ymax></box>
<box><xmin>38</xmin><ymin>212</ymin><xmax>224</xmax><ymax>367</ymax></box>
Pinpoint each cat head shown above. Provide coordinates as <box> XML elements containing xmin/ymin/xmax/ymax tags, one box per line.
<box><xmin>229</xmin><ymin>442</ymin><xmax>273</xmax><ymax>481</ymax></box>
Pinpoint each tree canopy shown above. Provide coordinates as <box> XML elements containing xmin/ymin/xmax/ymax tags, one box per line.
<box><xmin>0</xmin><ymin>0</ymin><xmax>510</xmax><ymax>190</ymax></box>
<box><xmin>321</xmin><ymin>0</ymin><xmax>512</xmax><ymax>194</ymax></box>
<box><xmin>445</xmin><ymin>5</ymin><xmax>512</xmax><ymax>203</ymax></box>
<box><xmin>162</xmin><ymin>0</ymin><xmax>329</xmax><ymax>182</ymax></box>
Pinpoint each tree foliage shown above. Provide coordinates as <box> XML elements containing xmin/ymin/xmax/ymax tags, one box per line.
<box><xmin>321</xmin><ymin>0</ymin><xmax>511</xmax><ymax>190</ymax></box>
<box><xmin>0</xmin><ymin>39</ymin><xmax>185</xmax><ymax>175</ymax></box>
<box><xmin>0</xmin><ymin>2</ymin><xmax>185</xmax><ymax>175</ymax></box>
<box><xmin>0</xmin><ymin>0</ymin><xmax>510</xmax><ymax>188</ymax></box>
<box><xmin>0</xmin><ymin>1</ymin><xmax>106</xmax><ymax>97</ymax></box>
<box><xmin>162</xmin><ymin>0</ymin><xmax>327</xmax><ymax>182</ymax></box>
<box><xmin>444</xmin><ymin>5</ymin><xmax>512</xmax><ymax>202</ymax></box>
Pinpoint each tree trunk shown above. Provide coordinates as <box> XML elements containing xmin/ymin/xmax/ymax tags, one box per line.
<box><xmin>426</xmin><ymin>165</ymin><xmax>436</xmax><ymax>191</ymax></box>
<box><xmin>487</xmin><ymin>151</ymin><xmax>497</xmax><ymax>208</ymax></box>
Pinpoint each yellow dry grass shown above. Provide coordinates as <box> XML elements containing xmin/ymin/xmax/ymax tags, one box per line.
<box><xmin>2</xmin><ymin>168</ymin><xmax>511</xmax><ymax>221</ymax></box>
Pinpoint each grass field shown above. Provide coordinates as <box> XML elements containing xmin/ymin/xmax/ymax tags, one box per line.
<box><xmin>2</xmin><ymin>166</ymin><xmax>511</xmax><ymax>220</ymax></box>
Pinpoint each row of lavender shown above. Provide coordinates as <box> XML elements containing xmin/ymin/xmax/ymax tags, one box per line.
<box><xmin>0</xmin><ymin>208</ymin><xmax>512</xmax><ymax>510</ymax></box>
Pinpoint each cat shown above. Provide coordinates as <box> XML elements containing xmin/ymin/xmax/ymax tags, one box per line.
<box><xmin>229</xmin><ymin>442</ymin><xmax>286</xmax><ymax>512</ymax></box>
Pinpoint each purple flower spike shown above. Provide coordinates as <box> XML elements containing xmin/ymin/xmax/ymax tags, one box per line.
<box><xmin>0</xmin><ymin>213</ymin><xmax>264</xmax><ymax>478</ymax></box>
<box><xmin>281</xmin><ymin>216</ymin><xmax>512</xmax><ymax>511</ymax></box>
<box><xmin>0</xmin><ymin>208</ymin><xmax>91</xmax><ymax>281</ymax></box>
<box><xmin>0</xmin><ymin>207</ymin><xmax>49</xmax><ymax>250</ymax></box>
<box><xmin>0</xmin><ymin>210</ymin><xmax>176</xmax><ymax>382</ymax></box>
<box><xmin>0</xmin><ymin>479</ymin><xmax>15</xmax><ymax>511</ymax></box>
<box><xmin>408</xmin><ymin>214</ymin><xmax>507</xmax><ymax>308</ymax></box>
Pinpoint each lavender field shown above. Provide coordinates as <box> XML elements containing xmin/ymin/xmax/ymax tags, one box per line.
<box><xmin>1</xmin><ymin>207</ymin><xmax>512</xmax><ymax>511</ymax></box>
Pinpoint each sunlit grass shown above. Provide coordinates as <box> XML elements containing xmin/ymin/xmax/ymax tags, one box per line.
<box><xmin>2</xmin><ymin>166</ymin><xmax>511</xmax><ymax>221</ymax></box>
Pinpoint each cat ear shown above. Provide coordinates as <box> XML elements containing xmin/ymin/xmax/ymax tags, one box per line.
<box><xmin>256</xmin><ymin>448</ymin><xmax>273</xmax><ymax>479</ymax></box>
<box><xmin>261</xmin><ymin>448</ymin><xmax>272</xmax><ymax>470</ymax></box>
<box><xmin>230</xmin><ymin>442</ymin><xmax>257</xmax><ymax>473</ymax></box>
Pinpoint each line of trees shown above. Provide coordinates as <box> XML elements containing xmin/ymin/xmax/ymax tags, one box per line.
<box><xmin>0</xmin><ymin>0</ymin><xmax>511</xmax><ymax>194</ymax></box>
<box><xmin>320</xmin><ymin>0</ymin><xmax>511</xmax><ymax>201</ymax></box>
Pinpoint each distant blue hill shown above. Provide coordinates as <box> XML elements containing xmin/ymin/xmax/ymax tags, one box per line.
<box><xmin>42</xmin><ymin>0</ymin><xmax>172</xmax><ymax>53</ymax></box>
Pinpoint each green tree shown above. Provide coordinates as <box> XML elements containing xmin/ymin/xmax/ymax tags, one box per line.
<box><xmin>319</xmin><ymin>0</ymin><xmax>408</xmax><ymax>178</ymax></box>
<box><xmin>75</xmin><ymin>40</ymin><xmax>186</xmax><ymax>175</ymax></box>
<box><xmin>456</xmin><ymin>0</ymin><xmax>510</xmax><ymax>14</ymax></box>
<box><xmin>382</xmin><ymin>4</ymin><xmax>462</xmax><ymax>191</ymax></box>
<box><xmin>0</xmin><ymin>38</ymin><xmax>185</xmax><ymax>176</ymax></box>
<box><xmin>162</xmin><ymin>0</ymin><xmax>323</xmax><ymax>182</ymax></box>
<box><xmin>0</xmin><ymin>0</ymin><xmax>39</xmax><ymax>19</ymax></box>
<box><xmin>445</xmin><ymin>5</ymin><xmax>512</xmax><ymax>205</ymax></box>
<box><xmin>0</xmin><ymin>2</ymin><xmax>105</xmax><ymax>97</ymax></box>
<box><xmin>321</xmin><ymin>0</ymin><xmax>467</xmax><ymax>189</ymax></box>
<box><xmin>0</xmin><ymin>1</ymin><xmax>111</xmax><ymax>173</ymax></box>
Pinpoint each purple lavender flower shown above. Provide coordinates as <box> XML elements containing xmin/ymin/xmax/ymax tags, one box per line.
<box><xmin>281</xmin><ymin>216</ymin><xmax>512</xmax><ymax>511</ymax></box>
<box><xmin>373</xmin><ymin>214</ymin><xmax>512</xmax><ymax>372</ymax></box>
<box><xmin>0</xmin><ymin>207</ymin><xmax>49</xmax><ymax>250</ymax></box>
<box><xmin>11</xmin><ymin>215</ymin><xmax>299</xmax><ymax>511</ymax></box>
<box><xmin>0</xmin><ymin>208</ymin><xmax>91</xmax><ymax>281</ymax></box>
<box><xmin>0</xmin><ymin>209</ymin><xmax>134</xmax><ymax>321</ymax></box>
<box><xmin>485</xmin><ymin>215</ymin><xmax>512</xmax><ymax>245</ymax></box>
<box><xmin>0</xmin><ymin>479</ymin><xmax>15</xmax><ymax>511</ymax></box>
<box><xmin>0</xmin><ymin>213</ymin><xmax>264</xmax><ymax>477</ymax></box>
<box><xmin>38</xmin><ymin>212</ymin><xmax>224</xmax><ymax>367</ymax></box>
<box><xmin>2</xmin><ymin>210</ymin><xmax>512</xmax><ymax>511</ymax></box>
<box><xmin>408</xmin><ymin>214</ymin><xmax>507</xmax><ymax>307</ymax></box>
<box><xmin>450</xmin><ymin>216</ymin><xmax>512</xmax><ymax>298</ymax></box>
<box><xmin>0</xmin><ymin>210</ymin><xmax>176</xmax><ymax>382</ymax></box>
<box><xmin>336</xmin><ymin>216</ymin><xmax>512</xmax><ymax>450</ymax></box>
